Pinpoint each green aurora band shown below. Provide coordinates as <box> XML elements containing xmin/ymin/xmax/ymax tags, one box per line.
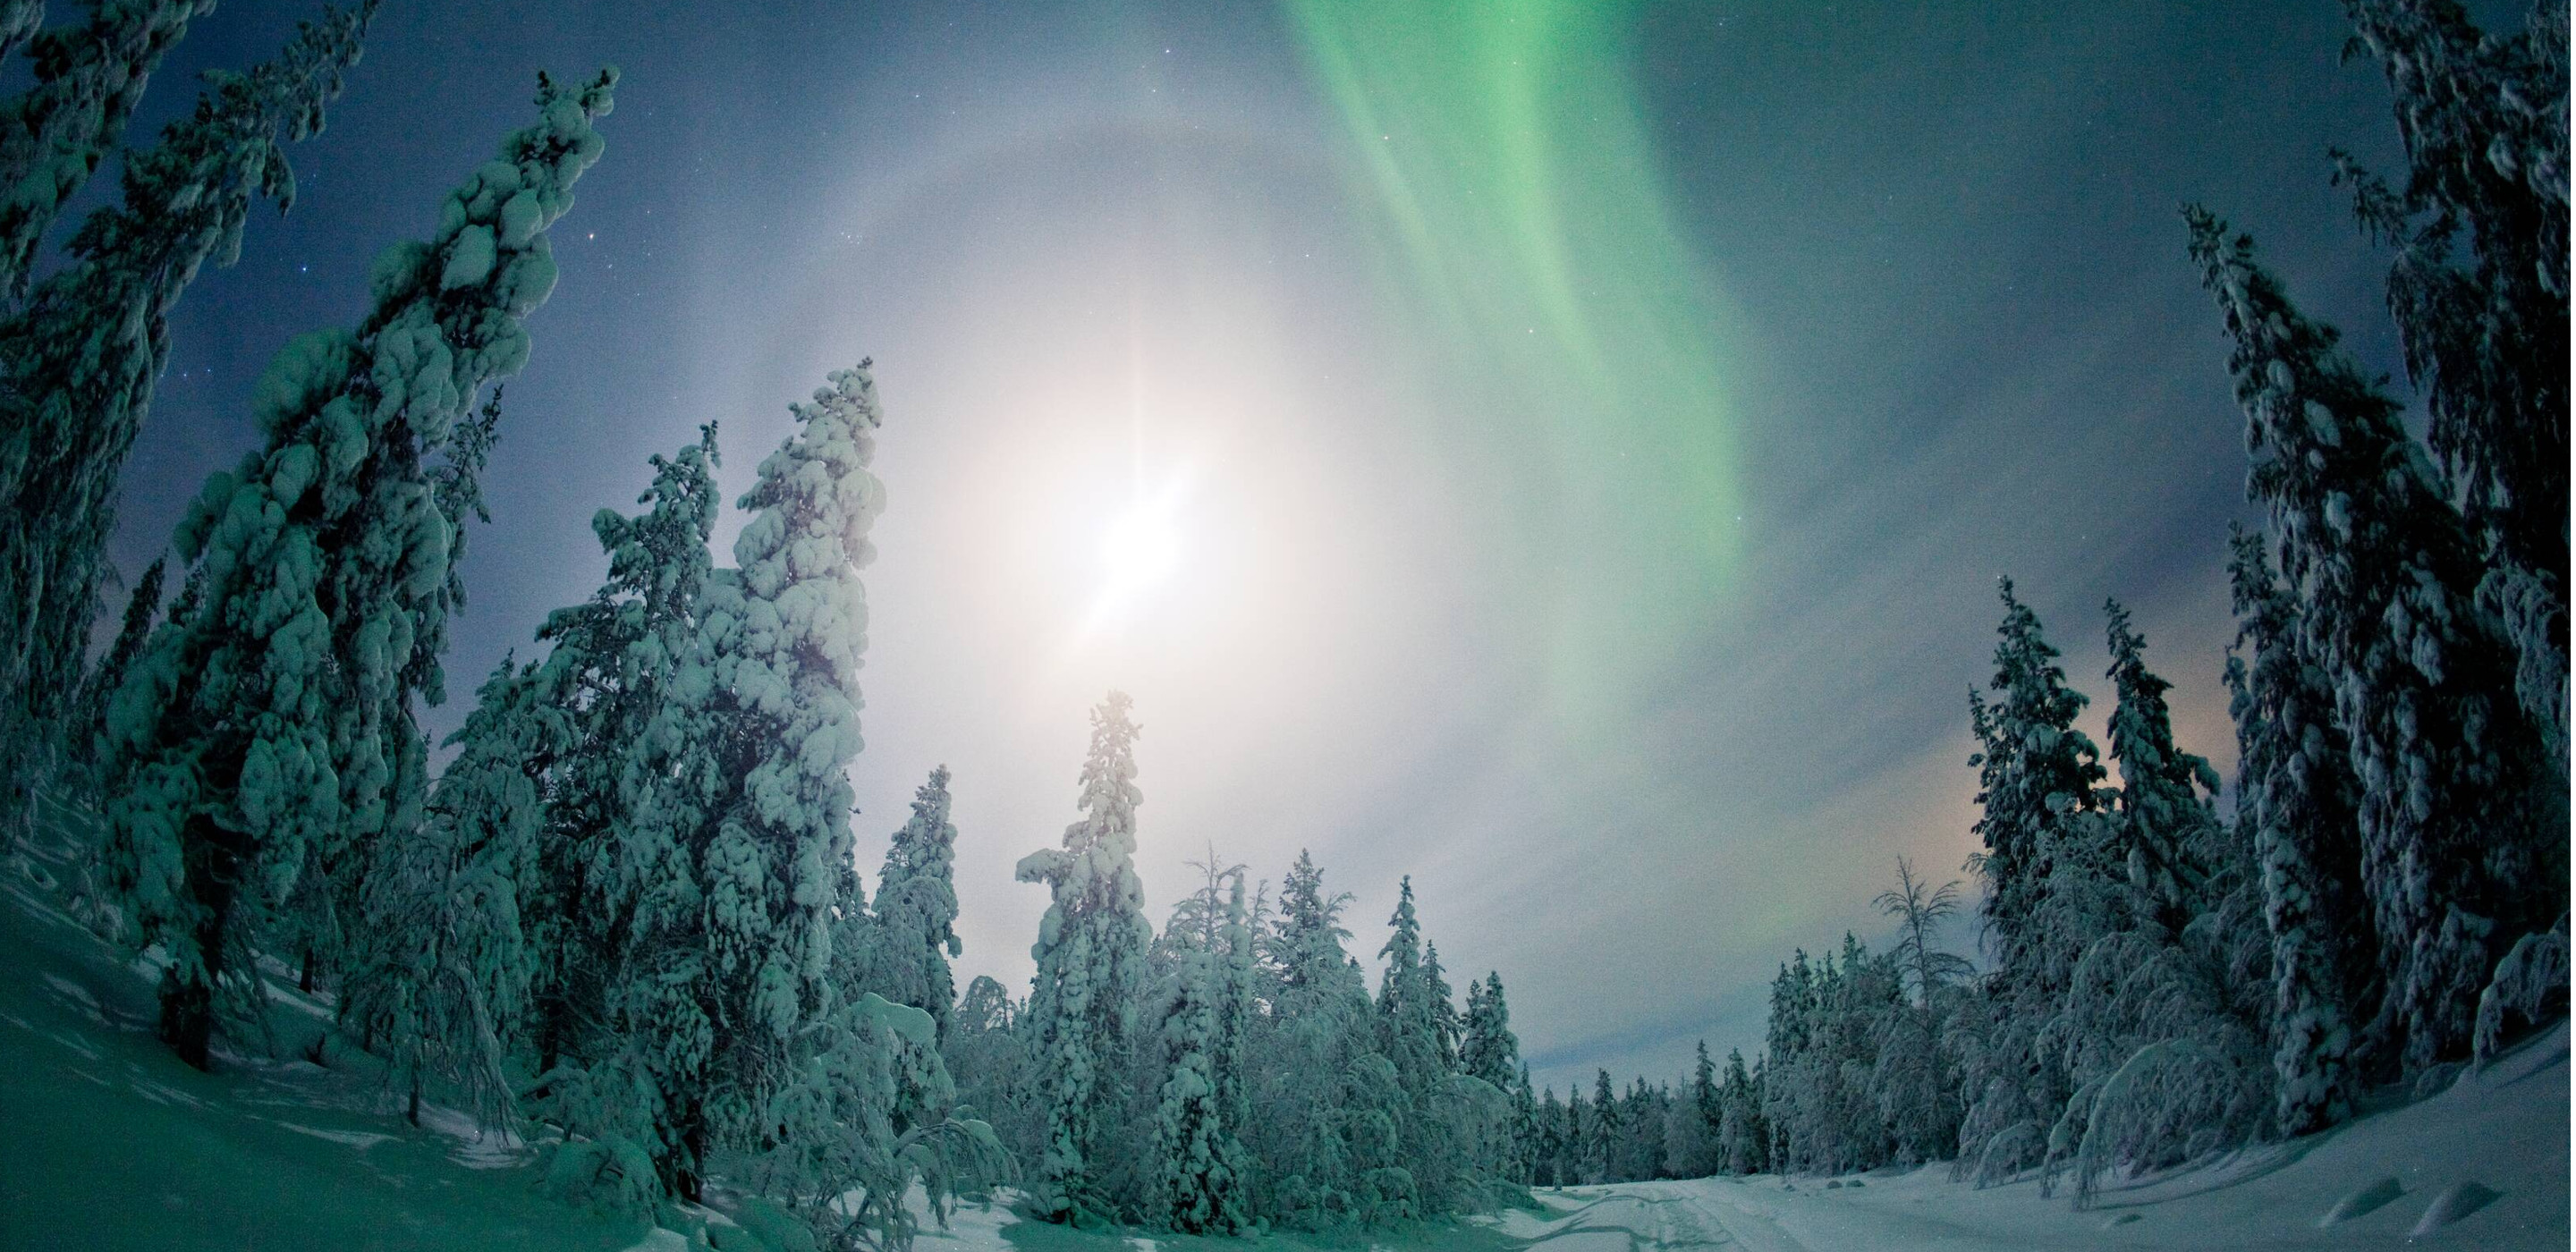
<box><xmin>1287</xmin><ymin>0</ymin><xmax>1747</xmax><ymax>719</ymax></box>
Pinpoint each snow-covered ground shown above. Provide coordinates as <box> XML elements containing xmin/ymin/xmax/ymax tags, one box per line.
<box><xmin>3</xmin><ymin>812</ymin><xmax>2564</xmax><ymax>1250</ymax></box>
<box><xmin>1501</xmin><ymin>1025</ymin><xmax>2565</xmax><ymax>1251</ymax></box>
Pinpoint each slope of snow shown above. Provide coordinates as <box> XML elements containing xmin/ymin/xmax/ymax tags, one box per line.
<box><xmin>1530</xmin><ymin>1025</ymin><xmax>2565</xmax><ymax>1250</ymax></box>
<box><xmin>0</xmin><ymin>827</ymin><xmax>647</xmax><ymax>1250</ymax></box>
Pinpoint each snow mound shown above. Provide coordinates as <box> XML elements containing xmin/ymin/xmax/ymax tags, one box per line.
<box><xmin>2318</xmin><ymin>1175</ymin><xmax>2402</xmax><ymax>1226</ymax></box>
<box><xmin>2410</xmin><ymin>1180</ymin><xmax>2503</xmax><ymax>1238</ymax></box>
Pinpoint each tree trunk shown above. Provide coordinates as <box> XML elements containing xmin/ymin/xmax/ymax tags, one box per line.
<box><xmin>674</xmin><ymin>1100</ymin><xmax>708</xmax><ymax>1204</ymax></box>
<box><xmin>158</xmin><ymin>815</ymin><xmax>245</xmax><ymax>1071</ymax></box>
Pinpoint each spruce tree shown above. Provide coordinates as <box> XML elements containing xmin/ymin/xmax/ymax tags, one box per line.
<box><xmin>72</xmin><ymin>554</ymin><xmax>164</xmax><ymax>761</ymax></box>
<box><xmin>0</xmin><ymin>2</ymin><xmax>369</xmax><ymax>840</ymax></box>
<box><xmin>1533</xmin><ymin>1086</ymin><xmax>1565</xmax><ymax>1186</ymax></box>
<box><xmin>872</xmin><ymin>765</ymin><xmax>964</xmax><ymax>1036</ymax></box>
<box><xmin>0</xmin><ymin>0</ymin><xmax>211</xmax><ymax>295</ymax></box>
<box><xmin>1151</xmin><ymin>859</ymin><xmax>1252</xmax><ymax>1232</ymax></box>
<box><xmin>1374</xmin><ymin>876</ymin><xmax>1444</xmax><ymax>1102</ymax></box>
<box><xmin>344</xmin><ymin>655</ymin><xmax>550</xmax><ymax>1129</ymax></box>
<box><xmin>2190</xmin><ymin>209</ymin><xmax>2561</xmax><ymax>1070</ymax></box>
<box><xmin>1583</xmin><ymin>1068</ymin><xmax>1619</xmax><ymax>1183</ymax></box>
<box><xmin>1969</xmin><ymin>579</ymin><xmax>2109</xmax><ymax>985</ymax></box>
<box><xmin>2100</xmin><ymin>600</ymin><xmax>2227</xmax><ymax>928</ymax></box>
<box><xmin>2335</xmin><ymin>0</ymin><xmax>2568</xmax><ymax>758</ymax></box>
<box><xmin>1509</xmin><ymin>1062</ymin><xmax>1538</xmax><ymax>1184</ymax></box>
<box><xmin>2225</xmin><ymin>526</ymin><xmax>2376</xmax><ymax>1130</ymax></box>
<box><xmin>1254</xmin><ymin>847</ymin><xmax>1370</xmax><ymax>1227</ymax></box>
<box><xmin>1663</xmin><ymin>1042</ymin><xmax>1721</xmax><ymax>1178</ymax></box>
<box><xmin>612</xmin><ymin>364</ymin><xmax>886</xmax><ymax>1201</ymax></box>
<box><xmin>530</xmin><ymin>424</ymin><xmax>720</xmax><ymax>1077</ymax></box>
<box><xmin>1716</xmin><ymin>1047</ymin><xmax>1767</xmax><ymax>1174</ymax></box>
<box><xmin>97</xmin><ymin>68</ymin><xmax>613</xmax><ymax>1070</ymax></box>
<box><xmin>1461</xmin><ymin>969</ymin><xmax>1520</xmax><ymax>1089</ymax></box>
<box><xmin>1015</xmin><ymin>690</ymin><xmax>1153</xmax><ymax>1222</ymax></box>
<box><xmin>1424</xmin><ymin>939</ymin><xmax>1461</xmax><ymax>1072</ymax></box>
<box><xmin>1561</xmin><ymin>1085</ymin><xmax>1586</xmax><ymax>1184</ymax></box>
<box><xmin>1953</xmin><ymin>581</ymin><xmax>2105</xmax><ymax>1172</ymax></box>
<box><xmin>942</xmin><ymin>974</ymin><xmax>1036</xmax><ymax>1170</ymax></box>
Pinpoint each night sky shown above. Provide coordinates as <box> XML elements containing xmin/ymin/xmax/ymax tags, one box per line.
<box><xmin>100</xmin><ymin>0</ymin><xmax>2435</xmax><ymax>1096</ymax></box>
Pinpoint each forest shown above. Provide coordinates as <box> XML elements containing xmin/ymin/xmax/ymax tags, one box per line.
<box><xmin>0</xmin><ymin>1</ymin><xmax>2563</xmax><ymax>1250</ymax></box>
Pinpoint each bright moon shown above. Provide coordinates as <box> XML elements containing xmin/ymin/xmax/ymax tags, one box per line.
<box><xmin>1087</xmin><ymin>484</ymin><xmax>1191</xmax><ymax>630</ymax></box>
<box><xmin>1102</xmin><ymin>503</ymin><xmax>1180</xmax><ymax>590</ymax></box>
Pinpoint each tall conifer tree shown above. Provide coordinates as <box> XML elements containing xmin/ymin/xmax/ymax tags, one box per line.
<box><xmin>97</xmin><ymin>67</ymin><xmax>612</xmax><ymax>1070</ymax></box>
<box><xmin>1969</xmin><ymin>579</ymin><xmax>2108</xmax><ymax>986</ymax></box>
<box><xmin>2225</xmin><ymin>526</ymin><xmax>2377</xmax><ymax>1130</ymax></box>
<box><xmin>612</xmin><ymin>365</ymin><xmax>886</xmax><ymax>1200</ymax></box>
<box><xmin>872</xmin><ymin>765</ymin><xmax>964</xmax><ymax>1036</ymax></box>
<box><xmin>2335</xmin><ymin>0</ymin><xmax>2569</xmax><ymax>757</ymax></box>
<box><xmin>0</xmin><ymin>2</ymin><xmax>369</xmax><ymax>838</ymax></box>
<box><xmin>1016</xmin><ymin>690</ymin><xmax>1152</xmax><ymax>1222</ymax></box>
<box><xmin>2190</xmin><ymin>209</ymin><xmax>2561</xmax><ymax>1070</ymax></box>
<box><xmin>2101</xmin><ymin>599</ymin><xmax>2228</xmax><ymax>929</ymax></box>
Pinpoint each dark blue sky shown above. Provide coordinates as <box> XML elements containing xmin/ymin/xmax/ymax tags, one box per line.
<box><xmin>91</xmin><ymin>0</ymin><xmax>2440</xmax><ymax>1093</ymax></box>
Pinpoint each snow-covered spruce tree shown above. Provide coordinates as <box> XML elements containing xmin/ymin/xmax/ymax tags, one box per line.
<box><xmin>1425</xmin><ymin>939</ymin><xmax>1462</xmax><ymax>1072</ymax></box>
<box><xmin>1803</xmin><ymin>936</ymin><xmax>1901</xmax><ymax>1174</ymax></box>
<box><xmin>2100</xmin><ymin>600</ymin><xmax>2228</xmax><ymax>928</ymax></box>
<box><xmin>295</xmin><ymin>72</ymin><xmax>600</xmax><ymax>1011</ymax></box>
<box><xmin>0</xmin><ymin>0</ymin><xmax>210</xmax><ymax>296</ymax></box>
<box><xmin>1531</xmin><ymin>1086</ymin><xmax>1565</xmax><ymax>1186</ymax></box>
<box><xmin>1342</xmin><ymin>1048</ymin><xmax>1413</xmax><ymax>1222</ymax></box>
<box><xmin>343</xmin><ymin>655</ymin><xmax>554</xmax><ymax>1129</ymax></box>
<box><xmin>1248</xmin><ymin>848</ymin><xmax>1372</xmax><ymax>1228</ymax></box>
<box><xmin>2334</xmin><ymin>0</ymin><xmax>2569</xmax><ymax>760</ymax></box>
<box><xmin>2224</xmin><ymin>525</ymin><xmax>2377</xmax><ymax>1133</ymax></box>
<box><xmin>608</xmin><ymin>364</ymin><xmax>887</xmax><ymax>1203</ymax></box>
<box><xmin>523</xmin><ymin>423</ymin><xmax>721</xmax><ymax>1081</ymax></box>
<box><xmin>942</xmin><ymin>974</ymin><xmax>1037</xmax><ymax>1166</ymax></box>
<box><xmin>749</xmin><ymin>988</ymin><xmax>1013</xmax><ymax>1252</ymax></box>
<box><xmin>1716</xmin><ymin>1047</ymin><xmax>1767</xmax><ymax>1174</ymax></box>
<box><xmin>1373</xmin><ymin>876</ymin><xmax>1450</xmax><ymax>1193</ymax></box>
<box><xmin>1509</xmin><ymin>1063</ymin><xmax>1538</xmax><ymax>1185</ymax></box>
<box><xmin>1951</xmin><ymin>580</ymin><xmax>2105</xmax><ymax>1175</ymax></box>
<box><xmin>1661</xmin><ymin>1042</ymin><xmax>1721</xmax><ymax>1178</ymax></box>
<box><xmin>1456</xmin><ymin>969</ymin><xmax>1533</xmax><ymax>1184</ymax></box>
<box><xmin>1582</xmin><ymin>1068</ymin><xmax>1618</xmax><ymax>1182</ymax></box>
<box><xmin>1561</xmin><ymin>1084</ymin><xmax>1589</xmax><ymax>1184</ymax></box>
<box><xmin>1968</xmin><ymin>579</ymin><xmax>2109</xmax><ymax>986</ymax></box>
<box><xmin>1366</xmin><ymin>875</ymin><xmax>1514</xmax><ymax>1213</ymax></box>
<box><xmin>1758</xmin><ymin>952</ymin><xmax>1809</xmax><ymax>1172</ymax></box>
<box><xmin>872</xmin><ymin>765</ymin><xmax>963</xmax><ymax>1036</ymax></box>
<box><xmin>0</xmin><ymin>2</ymin><xmax>369</xmax><ymax>843</ymax></box>
<box><xmin>2189</xmin><ymin>209</ymin><xmax>2562</xmax><ymax>1071</ymax></box>
<box><xmin>1461</xmin><ymin>969</ymin><xmax>1520</xmax><ymax>1088</ymax></box>
<box><xmin>2038</xmin><ymin>604</ymin><xmax>2274</xmax><ymax>1208</ymax></box>
<box><xmin>96</xmin><ymin>68</ymin><xmax>613</xmax><ymax>1070</ymax></box>
<box><xmin>72</xmin><ymin>554</ymin><xmax>164</xmax><ymax>766</ymax></box>
<box><xmin>1622</xmin><ymin>1079</ymin><xmax>1670</xmax><ymax>1180</ymax></box>
<box><xmin>1375</xmin><ymin>876</ymin><xmax>1439</xmax><ymax>1087</ymax></box>
<box><xmin>1014</xmin><ymin>690</ymin><xmax>1153</xmax><ymax>1223</ymax></box>
<box><xmin>1148</xmin><ymin>859</ymin><xmax>1253</xmax><ymax>1232</ymax></box>
<box><xmin>318</xmin><ymin>382</ymin><xmax>513</xmax><ymax>1021</ymax></box>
